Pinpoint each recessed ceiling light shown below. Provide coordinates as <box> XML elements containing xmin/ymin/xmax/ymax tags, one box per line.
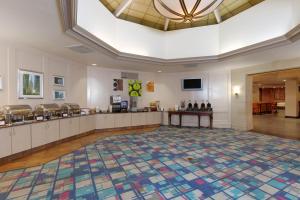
<box><xmin>283</xmin><ymin>80</ymin><xmax>286</xmax><ymax>82</ymax></box>
<box><xmin>157</xmin><ymin>70</ymin><xmax>162</xmax><ymax>73</ymax></box>
<box><xmin>91</xmin><ymin>64</ymin><xmax>97</xmax><ymax>66</ymax></box>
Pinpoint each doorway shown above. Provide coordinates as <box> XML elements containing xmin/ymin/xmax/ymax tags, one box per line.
<box><xmin>249</xmin><ymin>68</ymin><xmax>300</xmax><ymax>139</ymax></box>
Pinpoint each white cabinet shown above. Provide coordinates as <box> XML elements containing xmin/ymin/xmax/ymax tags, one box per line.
<box><xmin>145</xmin><ymin>112</ymin><xmax>155</xmax><ymax>125</ymax></box>
<box><xmin>131</xmin><ymin>113</ymin><xmax>146</xmax><ymax>126</ymax></box>
<box><xmin>31</xmin><ymin>123</ymin><xmax>45</xmax><ymax>148</ymax></box>
<box><xmin>80</xmin><ymin>115</ymin><xmax>96</xmax><ymax>133</ymax></box>
<box><xmin>80</xmin><ymin>116</ymin><xmax>89</xmax><ymax>133</ymax></box>
<box><xmin>46</xmin><ymin>120</ymin><xmax>60</xmax><ymax>143</ymax></box>
<box><xmin>0</xmin><ymin>128</ymin><xmax>12</xmax><ymax>158</ymax></box>
<box><xmin>153</xmin><ymin>112</ymin><xmax>162</xmax><ymax>124</ymax></box>
<box><xmin>96</xmin><ymin>114</ymin><xmax>115</xmax><ymax>129</ymax></box>
<box><xmin>88</xmin><ymin>115</ymin><xmax>96</xmax><ymax>131</ymax></box>
<box><xmin>70</xmin><ymin>117</ymin><xmax>80</xmax><ymax>136</ymax></box>
<box><xmin>60</xmin><ymin>117</ymin><xmax>80</xmax><ymax>139</ymax></box>
<box><xmin>60</xmin><ymin>118</ymin><xmax>72</xmax><ymax>139</ymax></box>
<box><xmin>11</xmin><ymin>125</ymin><xmax>31</xmax><ymax>154</ymax></box>
<box><xmin>114</xmin><ymin>113</ymin><xmax>131</xmax><ymax>128</ymax></box>
<box><xmin>146</xmin><ymin>112</ymin><xmax>162</xmax><ymax>125</ymax></box>
<box><xmin>32</xmin><ymin>120</ymin><xmax>59</xmax><ymax>148</ymax></box>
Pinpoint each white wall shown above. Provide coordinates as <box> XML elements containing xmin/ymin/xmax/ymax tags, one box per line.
<box><xmin>0</xmin><ymin>43</ymin><xmax>87</xmax><ymax>108</ymax></box>
<box><xmin>219</xmin><ymin>0</ymin><xmax>297</xmax><ymax>53</ymax></box>
<box><xmin>156</xmin><ymin>69</ymin><xmax>231</xmax><ymax>128</ymax></box>
<box><xmin>165</xmin><ymin>25</ymin><xmax>219</xmax><ymax>59</ymax></box>
<box><xmin>87</xmin><ymin>66</ymin><xmax>231</xmax><ymax>128</ymax></box>
<box><xmin>87</xmin><ymin>67</ymin><xmax>158</xmax><ymax>110</ymax></box>
<box><xmin>77</xmin><ymin>0</ymin><xmax>300</xmax><ymax>59</ymax></box>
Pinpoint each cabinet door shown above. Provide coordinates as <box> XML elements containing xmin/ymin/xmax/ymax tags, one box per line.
<box><xmin>88</xmin><ymin>115</ymin><xmax>96</xmax><ymax>131</ymax></box>
<box><xmin>12</xmin><ymin>125</ymin><xmax>31</xmax><ymax>154</ymax></box>
<box><xmin>46</xmin><ymin>120</ymin><xmax>59</xmax><ymax>144</ymax></box>
<box><xmin>80</xmin><ymin>116</ymin><xmax>89</xmax><ymax>133</ymax></box>
<box><xmin>70</xmin><ymin>117</ymin><xmax>80</xmax><ymax>136</ymax></box>
<box><xmin>114</xmin><ymin>113</ymin><xmax>131</xmax><ymax>128</ymax></box>
<box><xmin>154</xmin><ymin>112</ymin><xmax>162</xmax><ymax>124</ymax></box>
<box><xmin>0</xmin><ymin>128</ymin><xmax>12</xmax><ymax>158</ymax></box>
<box><xmin>132</xmin><ymin>113</ymin><xmax>146</xmax><ymax>126</ymax></box>
<box><xmin>80</xmin><ymin>115</ymin><xmax>94</xmax><ymax>133</ymax></box>
<box><xmin>95</xmin><ymin>114</ymin><xmax>104</xmax><ymax>130</ymax></box>
<box><xmin>31</xmin><ymin>123</ymin><xmax>46</xmax><ymax>148</ymax></box>
<box><xmin>146</xmin><ymin>112</ymin><xmax>155</xmax><ymax>125</ymax></box>
<box><xmin>60</xmin><ymin>118</ymin><xmax>72</xmax><ymax>139</ymax></box>
<box><xmin>103</xmin><ymin>114</ymin><xmax>115</xmax><ymax>129</ymax></box>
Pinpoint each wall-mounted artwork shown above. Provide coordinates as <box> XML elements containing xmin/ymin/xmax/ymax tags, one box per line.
<box><xmin>54</xmin><ymin>76</ymin><xmax>64</xmax><ymax>87</ymax></box>
<box><xmin>146</xmin><ymin>81</ymin><xmax>154</xmax><ymax>92</ymax></box>
<box><xmin>113</xmin><ymin>79</ymin><xmax>123</xmax><ymax>91</ymax></box>
<box><xmin>53</xmin><ymin>90</ymin><xmax>65</xmax><ymax>100</ymax></box>
<box><xmin>128</xmin><ymin>80</ymin><xmax>142</xmax><ymax>97</ymax></box>
<box><xmin>18</xmin><ymin>69</ymin><xmax>43</xmax><ymax>99</ymax></box>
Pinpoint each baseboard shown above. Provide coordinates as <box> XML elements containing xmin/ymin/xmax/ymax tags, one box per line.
<box><xmin>285</xmin><ymin>116</ymin><xmax>300</xmax><ymax>119</ymax></box>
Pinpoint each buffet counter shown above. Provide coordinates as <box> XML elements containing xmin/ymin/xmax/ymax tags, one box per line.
<box><xmin>0</xmin><ymin>112</ymin><xmax>162</xmax><ymax>160</ymax></box>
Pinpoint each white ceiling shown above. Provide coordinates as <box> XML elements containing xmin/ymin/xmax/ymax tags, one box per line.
<box><xmin>0</xmin><ymin>0</ymin><xmax>300</xmax><ymax>72</ymax></box>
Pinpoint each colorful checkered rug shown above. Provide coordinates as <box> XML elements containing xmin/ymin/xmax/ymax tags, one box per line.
<box><xmin>0</xmin><ymin>127</ymin><xmax>299</xmax><ymax>200</ymax></box>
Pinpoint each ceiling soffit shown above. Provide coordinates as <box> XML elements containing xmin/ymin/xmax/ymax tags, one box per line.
<box><xmin>59</xmin><ymin>0</ymin><xmax>300</xmax><ymax>66</ymax></box>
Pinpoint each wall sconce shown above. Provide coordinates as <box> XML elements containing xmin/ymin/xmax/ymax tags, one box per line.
<box><xmin>233</xmin><ymin>85</ymin><xmax>240</xmax><ymax>96</ymax></box>
<box><xmin>0</xmin><ymin>76</ymin><xmax>3</xmax><ymax>90</ymax></box>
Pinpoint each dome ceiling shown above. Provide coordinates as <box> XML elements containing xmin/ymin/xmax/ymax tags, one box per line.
<box><xmin>99</xmin><ymin>0</ymin><xmax>265</xmax><ymax>31</ymax></box>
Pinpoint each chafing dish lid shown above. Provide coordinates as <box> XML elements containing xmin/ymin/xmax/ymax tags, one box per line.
<box><xmin>2</xmin><ymin>105</ymin><xmax>33</xmax><ymax>115</ymax></box>
<box><xmin>35</xmin><ymin>104</ymin><xmax>61</xmax><ymax>112</ymax></box>
<box><xmin>61</xmin><ymin>103</ymin><xmax>80</xmax><ymax>110</ymax></box>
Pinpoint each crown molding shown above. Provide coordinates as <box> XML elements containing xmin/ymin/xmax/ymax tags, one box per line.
<box><xmin>58</xmin><ymin>0</ymin><xmax>300</xmax><ymax>66</ymax></box>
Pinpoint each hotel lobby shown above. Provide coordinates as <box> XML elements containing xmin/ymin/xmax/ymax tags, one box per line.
<box><xmin>0</xmin><ymin>0</ymin><xmax>299</xmax><ymax>199</ymax></box>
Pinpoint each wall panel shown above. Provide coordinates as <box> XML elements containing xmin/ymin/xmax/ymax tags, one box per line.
<box><xmin>0</xmin><ymin>43</ymin><xmax>87</xmax><ymax>108</ymax></box>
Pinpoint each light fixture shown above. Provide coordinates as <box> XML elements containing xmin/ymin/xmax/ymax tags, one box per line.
<box><xmin>233</xmin><ymin>85</ymin><xmax>240</xmax><ymax>96</ymax></box>
<box><xmin>157</xmin><ymin>70</ymin><xmax>162</xmax><ymax>73</ymax></box>
<box><xmin>0</xmin><ymin>75</ymin><xmax>2</xmax><ymax>90</ymax></box>
<box><xmin>91</xmin><ymin>64</ymin><xmax>97</xmax><ymax>66</ymax></box>
<box><xmin>153</xmin><ymin>0</ymin><xmax>223</xmax><ymax>23</ymax></box>
<box><xmin>283</xmin><ymin>80</ymin><xmax>286</xmax><ymax>82</ymax></box>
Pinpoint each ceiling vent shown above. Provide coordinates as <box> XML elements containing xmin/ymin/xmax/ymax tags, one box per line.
<box><xmin>65</xmin><ymin>44</ymin><xmax>94</xmax><ymax>54</ymax></box>
<box><xmin>121</xmin><ymin>72</ymin><xmax>138</xmax><ymax>80</ymax></box>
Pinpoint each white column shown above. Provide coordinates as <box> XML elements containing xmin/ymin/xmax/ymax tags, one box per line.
<box><xmin>285</xmin><ymin>79</ymin><xmax>299</xmax><ymax>117</ymax></box>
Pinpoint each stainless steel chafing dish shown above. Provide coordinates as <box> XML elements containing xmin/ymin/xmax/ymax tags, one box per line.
<box><xmin>61</xmin><ymin>103</ymin><xmax>81</xmax><ymax>117</ymax></box>
<box><xmin>0</xmin><ymin>110</ymin><xmax>5</xmax><ymax>126</ymax></box>
<box><xmin>35</xmin><ymin>103</ymin><xmax>62</xmax><ymax>120</ymax></box>
<box><xmin>2</xmin><ymin>105</ymin><xmax>34</xmax><ymax>125</ymax></box>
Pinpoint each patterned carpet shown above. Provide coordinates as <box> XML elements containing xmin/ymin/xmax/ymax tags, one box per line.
<box><xmin>0</xmin><ymin>127</ymin><xmax>299</xmax><ymax>200</ymax></box>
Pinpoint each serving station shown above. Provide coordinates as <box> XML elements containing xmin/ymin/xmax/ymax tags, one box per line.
<box><xmin>0</xmin><ymin>103</ymin><xmax>162</xmax><ymax>161</ymax></box>
<box><xmin>168</xmin><ymin>111</ymin><xmax>213</xmax><ymax>129</ymax></box>
<box><xmin>168</xmin><ymin>99</ymin><xmax>214</xmax><ymax>129</ymax></box>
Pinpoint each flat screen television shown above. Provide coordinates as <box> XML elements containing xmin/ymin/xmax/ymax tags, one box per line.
<box><xmin>182</xmin><ymin>78</ymin><xmax>202</xmax><ymax>91</ymax></box>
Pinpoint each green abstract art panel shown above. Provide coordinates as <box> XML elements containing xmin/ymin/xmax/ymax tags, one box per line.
<box><xmin>128</xmin><ymin>80</ymin><xmax>142</xmax><ymax>97</ymax></box>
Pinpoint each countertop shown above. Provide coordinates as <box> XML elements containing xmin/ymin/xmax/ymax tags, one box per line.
<box><xmin>0</xmin><ymin>111</ymin><xmax>163</xmax><ymax>129</ymax></box>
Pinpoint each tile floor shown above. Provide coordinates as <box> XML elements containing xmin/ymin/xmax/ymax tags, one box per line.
<box><xmin>253</xmin><ymin>110</ymin><xmax>300</xmax><ymax>140</ymax></box>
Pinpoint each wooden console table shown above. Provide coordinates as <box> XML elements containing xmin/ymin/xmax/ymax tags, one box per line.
<box><xmin>168</xmin><ymin>111</ymin><xmax>213</xmax><ymax>129</ymax></box>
